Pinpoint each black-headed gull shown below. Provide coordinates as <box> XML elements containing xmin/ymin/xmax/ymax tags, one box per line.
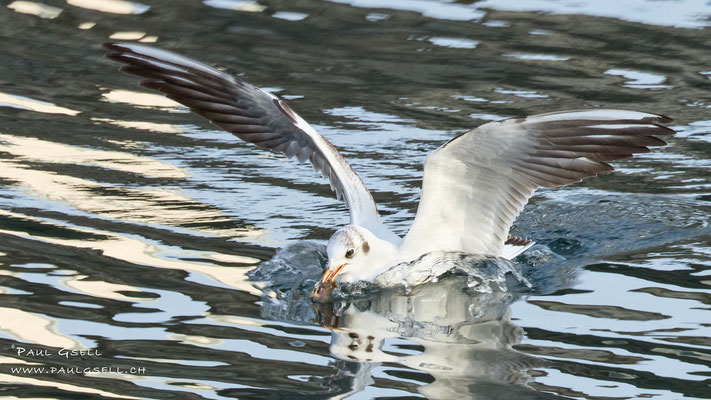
<box><xmin>104</xmin><ymin>43</ymin><xmax>674</xmax><ymax>301</ymax></box>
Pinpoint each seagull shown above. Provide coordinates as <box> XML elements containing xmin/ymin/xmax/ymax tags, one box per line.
<box><xmin>104</xmin><ymin>43</ymin><xmax>674</xmax><ymax>301</ymax></box>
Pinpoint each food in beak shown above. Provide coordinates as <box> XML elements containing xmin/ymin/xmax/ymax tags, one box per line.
<box><xmin>310</xmin><ymin>263</ymin><xmax>346</xmax><ymax>302</ymax></box>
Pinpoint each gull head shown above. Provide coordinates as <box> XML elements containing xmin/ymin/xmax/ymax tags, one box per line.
<box><xmin>311</xmin><ymin>225</ymin><xmax>395</xmax><ymax>302</ymax></box>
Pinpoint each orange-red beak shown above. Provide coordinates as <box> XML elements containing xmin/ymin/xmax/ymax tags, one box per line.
<box><xmin>311</xmin><ymin>263</ymin><xmax>347</xmax><ymax>302</ymax></box>
<box><xmin>321</xmin><ymin>263</ymin><xmax>347</xmax><ymax>285</ymax></box>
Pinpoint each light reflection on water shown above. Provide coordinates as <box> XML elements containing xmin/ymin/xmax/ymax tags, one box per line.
<box><xmin>1</xmin><ymin>0</ymin><xmax>710</xmax><ymax>399</ymax></box>
<box><xmin>66</xmin><ymin>0</ymin><xmax>151</xmax><ymax>15</ymax></box>
<box><xmin>0</xmin><ymin>92</ymin><xmax>80</xmax><ymax>116</ymax></box>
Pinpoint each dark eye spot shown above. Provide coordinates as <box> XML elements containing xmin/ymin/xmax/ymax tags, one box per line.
<box><xmin>363</xmin><ymin>241</ymin><xmax>370</xmax><ymax>254</ymax></box>
<box><xmin>345</xmin><ymin>248</ymin><xmax>355</xmax><ymax>258</ymax></box>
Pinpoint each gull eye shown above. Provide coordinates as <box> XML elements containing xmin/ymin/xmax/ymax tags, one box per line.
<box><xmin>345</xmin><ymin>248</ymin><xmax>355</xmax><ymax>258</ymax></box>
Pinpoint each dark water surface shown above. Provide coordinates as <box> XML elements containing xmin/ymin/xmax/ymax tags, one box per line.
<box><xmin>1</xmin><ymin>0</ymin><xmax>711</xmax><ymax>399</ymax></box>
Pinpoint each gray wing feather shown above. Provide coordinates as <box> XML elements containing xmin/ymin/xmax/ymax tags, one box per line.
<box><xmin>401</xmin><ymin>110</ymin><xmax>674</xmax><ymax>257</ymax></box>
<box><xmin>104</xmin><ymin>43</ymin><xmax>397</xmax><ymax>241</ymax></box>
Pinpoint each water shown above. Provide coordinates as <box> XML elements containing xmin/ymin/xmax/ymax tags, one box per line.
<box><xmin>1</xmin><ymin>0</ymin><xmax>710</xmax><ymax>398</ymax></box>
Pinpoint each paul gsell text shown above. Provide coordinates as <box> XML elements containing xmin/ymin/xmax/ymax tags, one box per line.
<box><xmin>13</xmin><ymin>344</ymin><xmax>102</xmax><ymax>358</ymax></box>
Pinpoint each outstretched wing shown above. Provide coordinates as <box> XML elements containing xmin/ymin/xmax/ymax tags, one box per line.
<box><xmin>400</xmin><ymin>110</ymin><xmax>674</xmax><ymax>257</ymax></box>
<box><xmin>104</xmin><ymin>43</ymin><xmax>397</xmax><ymax>241</ymax></box>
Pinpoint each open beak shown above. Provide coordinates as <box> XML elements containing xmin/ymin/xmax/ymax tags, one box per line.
<box><xmin>310</xmin><ymin>263</ymin><xmax>347</xmax><ymax>302</ymax></box>
<box><xmin>321</xmin><ymin>263</ymin><xmax>347</xmax><ymax>285</ymax></box>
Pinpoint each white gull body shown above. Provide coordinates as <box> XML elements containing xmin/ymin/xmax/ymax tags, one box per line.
<box><xmin>104</xmin><ymin>43</ymin><xmax>674</xmax><ymax>299</ymax></box>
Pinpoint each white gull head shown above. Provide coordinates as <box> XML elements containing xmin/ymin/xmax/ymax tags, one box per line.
<box><xmin>313</xmin><ymin>225</ymin><xmax>399</xmax><ymax>300</ymax></box>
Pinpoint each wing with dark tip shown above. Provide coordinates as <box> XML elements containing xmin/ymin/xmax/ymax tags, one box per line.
<box><xmin>401</xmin><ymin>110</ymin><xmax>674</xmax><ymax>257</ymax></box>
<box><xmin>103</xmin><ymin>42</ymin><xmax>398</xmax><ymax>242</ymax></box>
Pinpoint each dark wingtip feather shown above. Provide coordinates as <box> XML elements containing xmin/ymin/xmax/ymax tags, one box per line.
<box><xmin>103</xmin><ymin>43</ymin><xmax>129</xmax><ymax>59</ymax></box>
<box><xmin>598</xmin><ymin>161</ymin><xmax>614</xmax><ymax>172</ymax></box>
<box><xmin>118</xmin><ymin>65</ymin><xmax>154</xmax><ymax>79</ymax></box>
<box><xmin>102</xmin><ymin>42</ymin><xmax>119</xmax><ymax>52</ymax></box>
<box><xmin>652</xmin><ymin>123</ymin><xmax>676</xmax><ymax>137</ymax></box>
<box><xmin>654</xmin><ymin>114</ymin><xmax>674</xmax><ymax>124</ymax></box>
<box><xmin>138</xmin><ymin>80</ymin><xmax>166</xmax><ymax>91</ymax></box>
<box><xmin>644</xmin><ymin>135</ymin><xmax>669</xmax><ymax>147</ymax></box>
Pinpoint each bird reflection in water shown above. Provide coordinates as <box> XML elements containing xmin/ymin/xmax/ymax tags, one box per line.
<box><xmin>312</xmin><ymin>267</ymin><xmax>566</xmax><ymax>400</ymax></box>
